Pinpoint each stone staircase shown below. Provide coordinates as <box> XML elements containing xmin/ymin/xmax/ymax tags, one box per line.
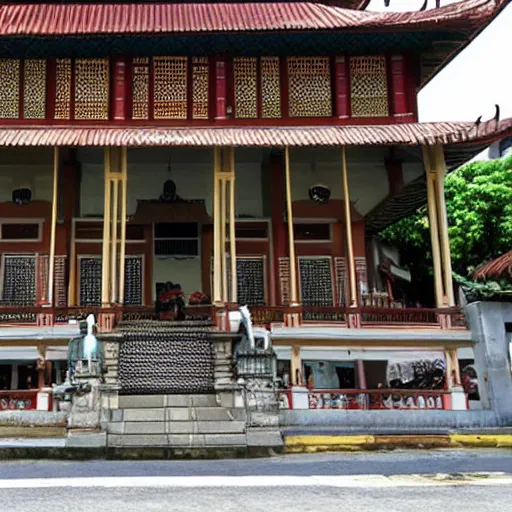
<box><xmin>105</xmin><ymin>393</ymin><xmax>281</xmax><ymax>449</ymax></box>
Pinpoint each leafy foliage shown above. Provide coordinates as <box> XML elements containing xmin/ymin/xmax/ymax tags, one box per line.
<box><xmin>453</xmin><ymin>273</ymin><xmax>512</xmax><ymax>303</ymax></box>
<box><xmin>380</xmin><ymin>155</ymin><xmax>512</xmax><ymax>303</ymax></box>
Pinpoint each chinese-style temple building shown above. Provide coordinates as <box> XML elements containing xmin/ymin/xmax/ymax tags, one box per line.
<box><xmin>0</xmin><ymin>0</ymin><xmax>511</xmax><ymax>416</ymax></box>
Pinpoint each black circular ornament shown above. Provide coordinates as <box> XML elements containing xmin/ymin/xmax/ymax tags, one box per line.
<box><xmin>309</xmin><ymin>184</ymin><xmax>331</xmax><ymax>204</ymax></box>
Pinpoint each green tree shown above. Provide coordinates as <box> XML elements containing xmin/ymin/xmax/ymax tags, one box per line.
<box><xmin>380</xmin><ymin>155</ymin><xmax>512</xmax><ymax>300</ymax></box>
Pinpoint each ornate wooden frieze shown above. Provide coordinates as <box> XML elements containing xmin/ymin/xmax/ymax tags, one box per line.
<box><xmin>234</xmin><ymin>57</ymin><xmax>257</xmax><ymax>119</ymax></box>
<box><xmin>279</xmin><ymin>257</ymin><xmax>290</xmax><ymax>306</ymax></box>
<box><xmin>74</xmin><ymin>58</ymin><xmax>109</xmax><ymax>120</ymax></box>
<box><xmin>54</xmin><ymin>59</ymin><xmax>72</xmax><ymax>120</ymax></box>
<box><xmin>23</xmin><ymin>59</ymin><xmax>46</xmax><ymax>120</ymax></box>
<box><xmin>153</xmin><ymin>56</ymin><xmax>188</xmax><ymax>119</ymax></box>
<box><xmin>288</xmin><ymin>57</ymin><xmax>331</xmax><ymax>118</ymax></box>
<box><xmin>132</xmin><ymin>57</ymin><xmax>149</xmax><ymax>120</ymax></box>
<box><xmin>192</xmin><ymin>57</ymin><xmax>209</xmax><ymax>120</ymax></box>
<box><xmin>350</xmin><ymin>56</ymin><xmax>389</xmax><ymax>118</ymax></box>
<box><xmin>334</xmin><ymin>256</ymin><xmax>347</xmax><ymax>307</ymax></box>
<box><xmin>0</xmin><ymin>59</ymin><xmax>20</xmax><ymax>119</ymax></box>
<box><xmin>261</xmin><ymin>57</ymin><xmax>281</xmax><ymax>119</ymax></box>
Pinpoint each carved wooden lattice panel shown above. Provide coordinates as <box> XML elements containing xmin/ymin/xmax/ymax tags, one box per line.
<box><xmin>0</xmin><ymin>59</ymin><xmax>20</xmax><ymax>119</ymax></box>
<box><xmin>261</xmin><ymin>57</ymin><xmax>281</xmax><ymax>119</ymax></box>
<box><xmin>234</xmin><ymin>57</ymin><xmax>257</xmax><ymax>119</ymax></box>
<box><xmin>288</xmin><ymin>57</ymin><xmax>331</xmax><ymax>117</ymax></box>
<box><xmin>299</xmin><ymin>258</ymin><xmax>333</xmax><ymax>307</ymax></box>
<box><xmin>1</xmin><ymin>255</ymin><xmax>36</xmax><ymax>306</ymax></box>
<box><xmin>226</xmin><ymin>257</ymin><xmax>266</xmax><ymax>306</ymax></box>
<box><xmin>74</xmin><ymin>58</ymin><xmax>109</xmax><ymax>120</ymax></box>
<box><xmin>38</xmin><ymin>255</ymin><xmax>67</xmax><ymax>306</ymax></box>
<box><xmin>153</xmin><ymin>57</ymin><xmax>188</xmax><ymax>119</ymax></box>
<box><xmin>278</xmin><ymin>257</ymin><xmax>290</xmax><ymax>306</ymax></box>
<box><xmin>124</xmin><ymin>255</ymin><xmax>143</xmax><ymax>306</ymax></box>
<box><xmin>24</xmin><ymin>60</ymin><xmax>46</xmax><ymax>119</ymax></box>
<box><xmin>79</xmin><ymin>257</ymin><xmax>101</xmax><ymax>306</ymax></box>
<box><xmin>350</xmin><ymin>56</ymin><xmax>389</xmax><ymax>117</ymax></box>
<box><xmin>54</xmin><ymin>59</ymin><xmax>72</xmax><ymax>120</ymax></box>
<box><xmin>334</xmin><ymin>257</ymin><xmax>348</xmax><ymax>307</ymax></box>
<box><xmin>192</xmin><ymin>57</ymin><xmax>209</xmax><ymax>120</ymax></box>
<box><xmin>132</xmin><ymin>58</ymin><xmax>149</xmax><ymax>120</ymax></box>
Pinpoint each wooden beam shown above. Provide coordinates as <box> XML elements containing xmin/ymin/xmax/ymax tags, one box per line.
<box><xmin>110</xmin><ymin>175</ymin><xmax>119</xmax><ymax>304</ymax></box>
<box><xmin>228</xmin><ymin>148</ymin><xmax>237</xmax><ymax>304</ymax></box>
<box><xmin>220</xmin><ymin>171</ymin><xmax>228</xmax><ymax>303</ymax></box>
<box><xmin>48</xmin><ymin>146</ymin><xmax>59</xmax><ymax>306</ymax></box>
<box><xmin>68</xmin><ymin>218</ymin><xmax>77</xmax><ymax>306</ymax></box>
<box><xmin>284</xmin><ymin>147</ymin><xmax>298</xmax><ymax>306</ymax></box>
<box><xmin>291</xmin><ymin>345</ymin><xmax>301</xmax><ymax>386</ymax></box>
<box><xmin>213</xmin><ymin>147</ymin><xmax>222</xmax><ymax>305</ymax></box>
<box><xmin>341</xmin><ymin>146</ymin><xmax>358</xmax><ymax>307</ymax></box>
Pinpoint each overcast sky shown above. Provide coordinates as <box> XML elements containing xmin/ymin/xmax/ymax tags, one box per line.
<box><xmin>367</xmin><ymin>0</ymin><xmax>512</xmax><ymax>122</ymax></box>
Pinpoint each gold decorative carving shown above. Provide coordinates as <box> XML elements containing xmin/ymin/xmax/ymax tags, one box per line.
<box><xmin>74</xmin><ymin>58</ymin><xmax>109</xmax><ymax>120</ymax></box>
<box><xmin>192</xmin><ymin>57</ymin><xmax>209</xmax><ymax>120</ymax></box>
<box><xmin>350</xmin><ymin>56</ymin><xmax>388</xmax><ymax>118</ymax></box>
<box><xmin>24</xmin><ymin>59</ymin><xmax>46</xmax><ymax>119</ymax></box>
<box><xmin>153</xmin><ymin>56</ymin><xmax>187</xmax><ymax>120</ymax></box>
<box><xmin>288</xmin><ymin>57</ymin><xmax>331</xmax><ymax>118</ymax></box>
<box><xmin>0</xmin><ymin>59</ymin><xmax>20</xmax><ymax>119</ymax></box>
<box><xmin>132</xmin><ymin>57</ymin><xmax>149</xmax><ymax>120</ymax></box>
<box><xmin>234</xmin><ymin>57</ymin><xmax>257</xmax><ymax>119</ymax></box>
<box><xmin>261</xmin><ymin>57</ymin><xmax>281</xmax><ymax>119</ymax></box>
<box><xmin>54</xmin><ymin>59</ymin><xmax>71</xmax><ymax>120</ymax></box>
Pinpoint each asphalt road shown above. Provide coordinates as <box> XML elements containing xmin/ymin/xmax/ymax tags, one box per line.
<box><xmin>1</xmin><ymin>450</ymin><xmax>512</xmax><ymax>512</ymax></box>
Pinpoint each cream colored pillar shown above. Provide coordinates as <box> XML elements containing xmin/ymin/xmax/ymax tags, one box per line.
<box><xmin>284</xmin><ymin>147</ymin><xmax>298</xmax><ymax>307</ymax></box>
<box><xmin>118</xmin><ymin>148</ymin><xmax>128</xmax><ymax>305</ymax></box>
<box><xmin>101</xmin><ymin>148</ymin><xmax>112</xmax><ymax>306</ymax></box>
<box><xmin>423</xmin><ymin>146</ymin><xmax>445</xmax><ymax>308</ymax></box>
<box><xmin>291</xmin><ymin>345</ymin><xmax>302</xmax><ymax>386</ymax></box>
<box><xmin>341</xmin><ymin>146</ymin><xmax>358</xmax><ymax>308</ymax></box>
<box><xmin>220</xmin><ymin>174</ymin><xmax>228</xmax><ymax>303</ymax></box>
<box><xmin>110</xmin><ymin>175</ymin><xmax>119</xmax><ymax>304</ymax></box>
<box><xmin>48</xmin><ymin>146</ymin><xmax>59</xmax><ymax>306</ymax></box>
<box><xmin>213</xmin><ymin>148</ymin><xmax>223</xmax><ymax>305</ymax></box>
<box><xmin>228</xmin><ymin>148</ymin><xmax>237</xmax><ymax>304</ymax></box>
<box><xmin>68</xmin><ymin>219</ymin><xmax>77</xmax><ymax>306</ymax></box>
<box><xmin>433</xmin><ymin>145</ymin><xmax>455</xmax><ymax>307</ymax></box>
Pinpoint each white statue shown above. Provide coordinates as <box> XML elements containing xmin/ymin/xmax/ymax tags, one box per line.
<box><xmin>83</xmin><ymin>314</ymin><xmax>98</xmax><ymax>370</ymax></box>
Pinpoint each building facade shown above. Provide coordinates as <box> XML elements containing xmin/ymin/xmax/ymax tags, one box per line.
<box><xmin>0</xmin><ymin>0</ymin><xmax>511</xmax><ymax>412</ymax></box>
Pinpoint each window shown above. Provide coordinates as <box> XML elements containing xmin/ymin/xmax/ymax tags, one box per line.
<box><xmin>1</xmin><ymin>223</ymin><xmax>40</xmax><ymax>241</ymax></box>
<box><xmin>154</xmin><ymin>222</ymin><xmax>199</xmax><ymax>257</ymax></box>
<box><xmin>0</xmin><ymin>255</ymin><xmax>36</xmax><ymax>306</ymax></box>
<box><xmin>294</xmin><ymin>223</ymin><xmax>330</xmax><ymax>242</ymax></box>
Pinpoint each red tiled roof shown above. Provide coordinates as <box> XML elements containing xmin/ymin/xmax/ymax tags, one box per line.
<box><xmin>0</xmin><ymin>0</ymin><xmax>506</xmax><ymax>36</ymax></box>
<box><xmin>0</xmin><ymin>118</ymin><xmax>510</xmax><ymax>148</ymax></box>
<box><xmin>474</xmin><ymin>251</ymin><xmax>512</xmax><ymax>280</ymax></box>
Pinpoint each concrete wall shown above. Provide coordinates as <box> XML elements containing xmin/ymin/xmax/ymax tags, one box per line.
<box><xmin>467</xmin><ymin>301</ymin><xmax>512</xmax><ymax>425</ymax></box>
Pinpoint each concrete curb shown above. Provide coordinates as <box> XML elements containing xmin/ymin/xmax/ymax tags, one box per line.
<box><xmin>284</xmin><ymin>434</ymin><xmax>512</xmax><ymax>452</ymax></box>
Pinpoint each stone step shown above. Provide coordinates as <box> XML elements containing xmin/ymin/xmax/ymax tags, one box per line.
<box><xmin>108</xmin><ymin>433</ymin><xmax>247</xmax><ymax>448</ymax></box>
<box><xmin>118</xmin><ymin>394</ymin><xmax>219</xmax><ymax>409</ymax></box>
<box><xmin>110</xmin><ymin>407</ymin><xmax>246</xmax><ymax>423</ymax></box>
<box><xmin>111</xmin><ymin>420</ymin><xmax>246</xmax><ymax>436</ymax></box>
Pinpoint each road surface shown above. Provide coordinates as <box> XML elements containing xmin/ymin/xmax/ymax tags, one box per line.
<box><xmin>1</xmin><ymin>449</ymin><xmax>511</xmax><ymax>511</ymax></box>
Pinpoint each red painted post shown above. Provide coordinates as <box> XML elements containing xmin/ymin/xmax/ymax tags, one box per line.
<box><xmin>334</xmin><ymin>56</ymin><xmax>350</xmax><ymax>119</ymax></box>
<box><xmin>391</xmin><ymin>55</ymin><xmax>408</xmax><ymax>118</ymax></box>
<box><xmin>113</xmin><ymin>57</ymin><xmax>127</xmax><ymax>121</ymax></box>
<box><xmin>215</xmin><ymin>58</ymin><xmax>227</xmax><ymax>120</ymax></box>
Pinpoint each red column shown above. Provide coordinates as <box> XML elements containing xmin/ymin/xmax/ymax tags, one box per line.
<box><xmin>269</xmin><ymin>151</ymin><xmax>287</xmax><ymax>306</ymax></box>
<box><xmin>385</xmin><ymin>157</ymin><xmax>404</xmax><ymax>196</ymax></box>
<box><xmin>334</xmin><ymin>56</ymin><xmax>350</xmax><ymax>119</ymax></box>
<box><xmin>391</xmin><ymin>55</ymin><xmax>408</xmax><ymax>119</ymax></box>
<box><xmin>113</xmin><ymin>57</ymin><xmax>127</xmax><ymax>121</ymax></box>
<box><xmin>215</xmin><ymin>58</ymin><xmax>227</xmax><ymax>120</ymax></box>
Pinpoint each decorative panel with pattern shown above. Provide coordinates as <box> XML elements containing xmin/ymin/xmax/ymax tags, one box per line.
<box><xmin>153</xmin><ymin>56</ymin><xmax>188</xmax><ymax>119</ymax></box>
<box><xmin>132</xmin><ymin>58</ymin><xmax>149</xmax><ymax>120</ymax></box>
<box><xmin>227</xmin><ymin>257</ymin><xmax>266</xmax><ymax>306</ymax></box>
<box><xmin>234</xmin><ymin>57</ymin><xmax>257</xmax><ymax>119</ymax></box>
<box><xmin>299</xmin><ymin>258</ymin><xmax>333</xmax><ymax>306</ymax></box>
<box><xmin>1</xmin><ymin>255</ymin><xmax>36</xmax><ymax>306</ymax></box>
<box><xmin>74</xmin><ymin>58</ymin><xmax>109</xmax><ymax>120</ymax></box>
<box><xmin>261</xmin><ymin>57</ymin><xmax>281</xmax><ymax>119</ymax></box>
<box><xmin>350</xmin><ymin>56</ymin><xmax>389</xmax><ymax>117</ymax></box>
<box><xmin>288</xmin><ymin>57</ymin><xmax>331</xmax><ymax>118</ymax></box>
<box><xmin>278</xmin><ymin>257</ymin><xmax>290</xmax><ymax>306</ymax></box>
<box><xmin>23</xmin><ymin>60</ymin><xmax>46</xmax><ymax>119</ymax></box>
<box><xmin>79</xmin><ymin>257</ymin><xmax>101</xmax><ymax>306</ymax></box>
<box><xmin>39</xmin><ymin>255</ymin><xmax>67</xmax><ymax>306</ymax></box>
<box><xmin>124</xmin><ymin>255</ymin><xmax>143</xmax><ymax>306</ymax></box>
<box><xmin>0</xmin><ymin>59</ymin><xmax>20</xmax><ymax>119</ymax></box>
<box><xmin>54</xmin><ymin>59</ymin><xmax>72</xmax><ymax>120</ymax></box>
<box><xmin>192</xmin><ymin>57</ymin><xmax>209</xmax><ymax>120</ymax></box>
<box><xmin>355</xmin><ymin>256</ymin><xmax>369</xmax><ymax>299</ymax></box>
<box><xmin>334</xmin><ymin>257</ymin><xmax>348</xmax><ymax>307</ymax></box>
